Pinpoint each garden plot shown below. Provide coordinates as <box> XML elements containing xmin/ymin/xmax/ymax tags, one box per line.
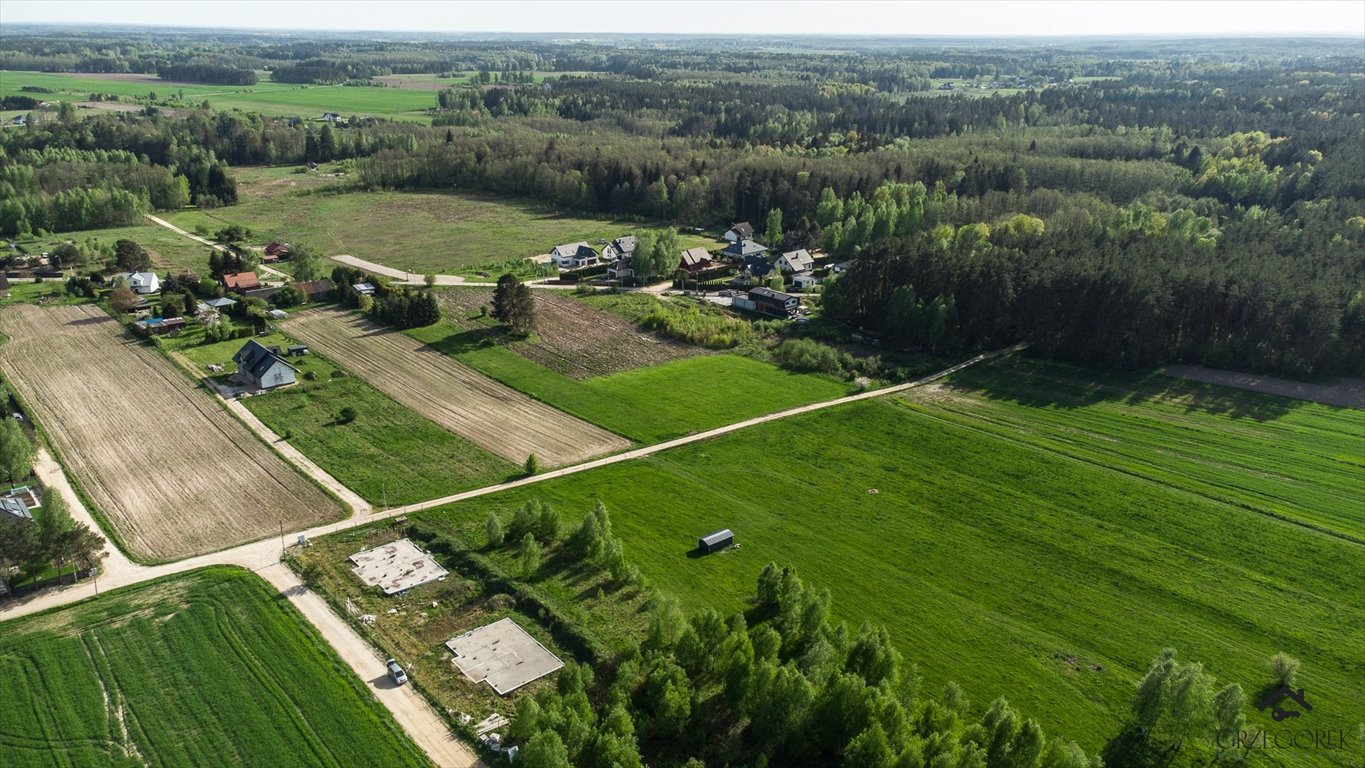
<box><xmin>446</xmin><ymin>618</ymin><xmax>564</xmax><ymax>695</ymax></box>
<box><xmin>283</xmin><ymin>310</ymin><xmax>630</xmax><ymax>466</ymax></box>
<box><xmin>0</xmin><ymin>304</ymin><xmax>343</xmax><ymax>561</ymax></box>
<box><xmin>349</xmin><ymin>538</ymin><xmax>448</xmax><ymax>595</ymax></box>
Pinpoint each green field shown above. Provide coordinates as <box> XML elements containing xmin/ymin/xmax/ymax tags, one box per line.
<box><xmin>408</xmin><ymin>321</ymin><xmax>851</xmax><ymax>442</ymax></box>
<box><xmin>164</xmin><ymin>189</ymin><xmax>715</xmax><ymax>275</ymax></box>
<box><xmin>409</xmin><ymin>358</ymin><xmax>1365</xmax><ymax>758</ymax></box>
<box><xmin>0</xmin><ymin>71</ymin><xmax>437</xmax><ymax>120</ymax></box>
<box><xmin>17</xmin><ymin>222</ymin><xmax>215</xmax><ymax>275</ymax></box>
<box><xmin>0</xmin><ymin>567</ymin><xmax>431</xmax><ymax>768</ymax></box>
<box><xmin>239</xmin><ymin>349</ymin><xmax>518</xmax><ymax>505</ymax></box>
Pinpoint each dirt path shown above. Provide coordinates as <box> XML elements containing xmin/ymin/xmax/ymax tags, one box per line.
<box><xmin>1163</xmin><ymin>365</ymin><xmax>1365</xmax><ymax>409</ymax></box>
<box><xmin>329</xmin><ymin>254</ymin><xmax>577</xmax><ymax>289</ymax></box>
<box><xmin>258</xmin><ymin>563</ymin><xmax>483</xmax><ymax>768</ymax></box>
<box><xmin>145</xmin><ymin>214</ymin><xmax>290</xmax><ymax>281</ymax></box>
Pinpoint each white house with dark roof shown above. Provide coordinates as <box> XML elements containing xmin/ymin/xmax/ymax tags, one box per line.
<box><xmin>776</xmin><ymin>249</ymin><xmax>815</xmax><ymax>274</ymax></box>
<box><xmin>232</xmin><ymin>339</ymin><xmax>297</xmax><ymax>391</ymax></box>
<box><xmin>125</xmin><ymin>272</ymin><xmax>160</xmax><ymax>295</ymax></box>
<box><xmin>602</xmin><ymin>236</ymin><xmax>637</xmax><ymax>262</ymax></box>
<box><xmin>723</xmin><ymin>222</ymin><xmax>755</xmax><ymax>243</ymax></box>
<box><xmin>550</xmin><ymin>242</ymin><xmax>599</xmax><ymax>269</ymax></box>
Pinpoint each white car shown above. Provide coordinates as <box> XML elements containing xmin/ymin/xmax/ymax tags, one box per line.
<box><xmin>386</xmin><ymin>658</ymin><xmax>408</xmax><ymax>685</ymax></box>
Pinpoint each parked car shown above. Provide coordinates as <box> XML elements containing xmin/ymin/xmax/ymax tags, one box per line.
<box><xmin>386</xmin><ymin>658</ymin><xmax>408</xmax><ymax>685</ymax></box>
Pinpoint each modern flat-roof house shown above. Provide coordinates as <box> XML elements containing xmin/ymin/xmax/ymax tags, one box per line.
<box><xmin>697</xmin><ymin>529</ymin><xmax>734</xmax><ymax>554</ymax></box>
<box><xmin>723</xmin><ymin>222</ymin><xmax>755</xmax><ymax>243</ymax></box>
<box><xmin>220</xmin><ymin>272</ymin><xmax>261</xmax><ymax>292</ymax></box>
<box><xmin>790</xmin><ymin>272</ymin><xmax>819</xmax><ymax>291</ymax></box>
<box><xmin>550</xmin><ymin>242</ymin><xmax>599</xmax><ymax>269</ymax></box>
<box><xmin>125</xmin><ymin>272</ymin><xmax>160</xmax><ymax>295</ymax></box>
<box><xmin>678</xmin><ymin>246</ymin><xmax>714</xmax><ymax>274</ymax></box>
<box><xmin>232</xmin><ymin>339</ymin><xmax>297</xmax><ymax>391</ymax></box>
<box><xmin>776</xmin><ymin>249</ymin><xmax>815</xmax><ymax>274</ymax></box>
<box><xmin>733</xmin><ymin>286</ymin><xmax>800</xmax><ymax>317</ymax></box>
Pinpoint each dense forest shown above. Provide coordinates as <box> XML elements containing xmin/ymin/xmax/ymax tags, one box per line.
<box><xmin>1</xmin><ymin>31</ymin><xmax>1360</xmax><ymax>378</ymax></box>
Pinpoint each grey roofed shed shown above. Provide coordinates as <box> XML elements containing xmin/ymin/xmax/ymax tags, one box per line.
<box><xmin>697</xmin><ymin>529</ymin><xmax>734</xmax><ymax>554</ymax></box>
<box><xmin>0</xmin><ymin>497</ymin><xmax>34</xmax><ymax>523</ymax></box>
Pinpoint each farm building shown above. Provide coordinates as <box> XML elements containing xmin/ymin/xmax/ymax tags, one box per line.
<box><xmin>294</xmin><ymin>278</ymin><xmax>335</xmax><ymax>301</ymax></box>
<box><xmin>132</xmin><ymin>316</ymin><xmax>187</xmax><ymax>337</ymax></box>
<box><xmin>221</xmin><ymin>272</ymin><xmax>261</xmax><ymax>292</ymax></box>
<box><xmin>723</xmin><ymin>238</ymin><xmax>769</xmax><ymax>260</ymax></box>
<box><xmin>723</xmin><ymin>222</ymin><xmax>755</xmax><ymax>243</ymax></box>
<box><xmin>231</xmin><ymin>339</ymin><xmax>297</xmax><ymax>391</ymax></box>
<box><xmin>245</xmin><ymin>286</ymin><xmax>282</xmax><ymax>301</ymax></box>
<box><xmin>733</xmin><ymin>286</ymin><xmax>799</xmax><ymax>317</ymax></box>
<box><xmin>124</xmin><ymin>272</ymin><xmax>160</xmax><ymax>295</ymax></box>
<box><xmin>697</xmin><ymin>529</ymin><xmax>734</xmax><ymax>554</ymax></box>
<box><xmin>678</xmin><ymin>246</ymin><xmax>714</xmax><ymax>274</ymax></box>
<box><xmin>550</xmin><ymin>242</ymin><xmax>599</xmax><ymax>269</ymax></box>
<box><xmin>776</xmin><ymin>249</ymin><xmax>815</xmax><ymax>274</ymax></box>
<box><xmin>602</xmin><ymin>235</ymin><xmax>637</xmax><ymax>261</ymax></box>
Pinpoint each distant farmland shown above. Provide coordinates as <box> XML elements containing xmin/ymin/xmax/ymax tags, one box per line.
<box><xmin>0</xmin><ymin>568</ymin><xmax>431</xmax><ymax>768</ymax></box>
<box><xmin>415</xmin><ymin>358</ymin><xmax>1365</xmax><ymax>755</ymax></box>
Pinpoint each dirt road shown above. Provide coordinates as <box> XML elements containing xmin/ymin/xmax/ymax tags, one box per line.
<box><xmin>1163</xmin><ymin>364</ymin><xmax>1365</xmax><ymax>409</ymax></box>
<box><xmin>258</xmin><ymin>564</ymin><xmax>482</xmax><ymax>768</ymax></box>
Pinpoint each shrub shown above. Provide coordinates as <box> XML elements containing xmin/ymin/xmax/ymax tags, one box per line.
<box><xmin>524</xmin><ymin>453</ymin><xmax>540</xmax><ymax>476</ymax></box>
<box><xmin>337</xmin><ymin>406</ymin><xmax>357</xmax><ymax>424</ymax></box>
<box><xmin>773</xmin><ymin>338</ymin><xmax>844</xmax><ymax>375</ymax></box>
<box><xmin>303</xmin><ymin>370</ymin><xmax>318</xmax><ymax>381</ymax></box>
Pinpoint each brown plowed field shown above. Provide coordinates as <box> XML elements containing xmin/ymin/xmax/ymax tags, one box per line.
<box><xmin>0</xmin><ymin>304</ymin><xmax>343</xmax><ymax>561</ymax></box>
<box><xmin>284</xmin><ymin>310</ymin><xmax>631</xmax><ymax>465</ymax></box>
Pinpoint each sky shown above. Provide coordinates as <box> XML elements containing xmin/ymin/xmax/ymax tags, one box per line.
<box><xmin>2</xmin><ymin>0</ymin><xmax>1363</xmax><ymax>37</ymax></box>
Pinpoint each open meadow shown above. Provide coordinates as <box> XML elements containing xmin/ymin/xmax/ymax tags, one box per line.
<box><xmin>0</xmin><ymin>304</ymin><xmax>343</xmax><ymax>561</ymax></box>
<box><xmin>0</xmin><ymin>567</ymin><xmax>432</xmax><ymax>768</ymax></box>
<box><xmin>409</xmin><ymin>358</ymin><xmax>1365</xmax><ymax>758</ymax></box>
<box><xmin>19</xmin><ymin>222</ymin><xmax>216</xmax><ymax>274</ymax></box>
<box><xmin>164</xmin><ymin>188</ymin><xmax>714</xmax><ymax>275</ymax></box>
<box><xmin>283</xmin><ymin>309</ymin><xmax>630</xmax><ymax>466</ymax></box>
<box><xmin>0</xmin><ymin>71</ymin><xmax>437</xmax><ymax>120</ymax></box>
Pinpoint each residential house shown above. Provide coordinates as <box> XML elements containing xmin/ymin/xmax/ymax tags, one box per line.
<box><xmin>232</xmin><ymin>339</ymin><xmax>298</xmax><ymax>391</ymax></box>
<box><xmin>549</xmin><ymin>242</ymin><xmax>599</xmax><ymax>269</ymax></box>
<box><xmin>723</xmin><ymin>222</ymin><xmax>755</xmax><ymax>243</ymax></box>
<box><xmin>262</xmin><ymin>242</ymin><xmax>291</xmax><ymax>263</ymax></box>
<box><xmin>125</xmin><ymin>271</ymin><xmax>160</xmax><ymax>295</ymax></box>
<box><xmin>790</xmin><ymin>272</ymin><xmax>820</xmax><ymax>291</ymax></box>
<box><xmin>740</xmin><ymin>252</ymin><xmax>775</xmax><ymax>281</ymax></box>
<box><xmin>132</xmin><ymin>316</ymin><xmax>187</xmax><ymax>337</ymax></box>
<box><xmin>322</xmin><ymin>112</ymin><xmax>342</xmax><ymax>122</ymax></box>
<box><xmin>602</xmin><ymin>236</ymin><xmax>637</xmax><ymax>262</ymax></box>
<box><xmin>220</xmin><ymin>272</ymin><xmax>261</xmax><ymax>292</ymax></box>
<box><xmin>196</xmin><ymin>296</ymin><xmax>237</xmax><ymax>315</ymax></box>
<box><xmin>294</xmin><ymin>278</ymin><xmax>335</xmax><ymax>301</ymax></box>
<box><xmin>733</xmin><ymin>286</ymin><xmax>800</xmax><ymax>318</ymax></box>
<box><xmin>678</xmin><ymin>246</ymin><xmax>713</xmax><ymax>274</ymax></box>
<box><xmin>606</xmin><ymin>259</ymin><xmax>634</xmax><ymax>281</ymax></box>
<box><xmin>775</xmin><ymin>249</ymin><xmax>815</xmax><ymax>274</ymax></box>
<box><xmin>723</xmin><ymin>238</ymin><xmax>768</xmax><ymax>261</ymax></box>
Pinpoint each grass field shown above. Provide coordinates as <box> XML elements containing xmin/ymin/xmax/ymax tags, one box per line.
<box><xmin>0</xmin><ymin>71</ymin><xmax>438</xmax><ymax>120</ymax></box>
<box><xmin>164</xmin><ymin>189</ymin><xmax>715</xmax><ymax>275</ymax></box>
<box><xmin>407</xmin><ymin>357</ymin><xmax>1365</xmax><ymax>759</ymax></box>
<box><xmin>16</xmin><ymin>222</ymin><xmax>216</xmax><ymax>275</ymax></box>
<box><xmin>0</xmin><ymin>567</ymin><xmax>431</xmax><ymax>768</ymax></box>
<box><xmin>240</xmin><ymin>347</ymin><xmax>519</xmax><ymax>506</ymax></box>
<box><xmin>0</xmin><ymin>304</ymin><xmax>343</xmax><ymax>561</ymax></box>
<box><xmin>408</xmin><ymin>317</ymin><xmax>851</xmax><ymax>443</ymax></box>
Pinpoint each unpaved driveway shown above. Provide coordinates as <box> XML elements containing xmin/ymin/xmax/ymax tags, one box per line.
<box><xmin>1164</xmin><ymin>365</ymin><xmax>1365</xmax><ymax>409</ymax></box>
